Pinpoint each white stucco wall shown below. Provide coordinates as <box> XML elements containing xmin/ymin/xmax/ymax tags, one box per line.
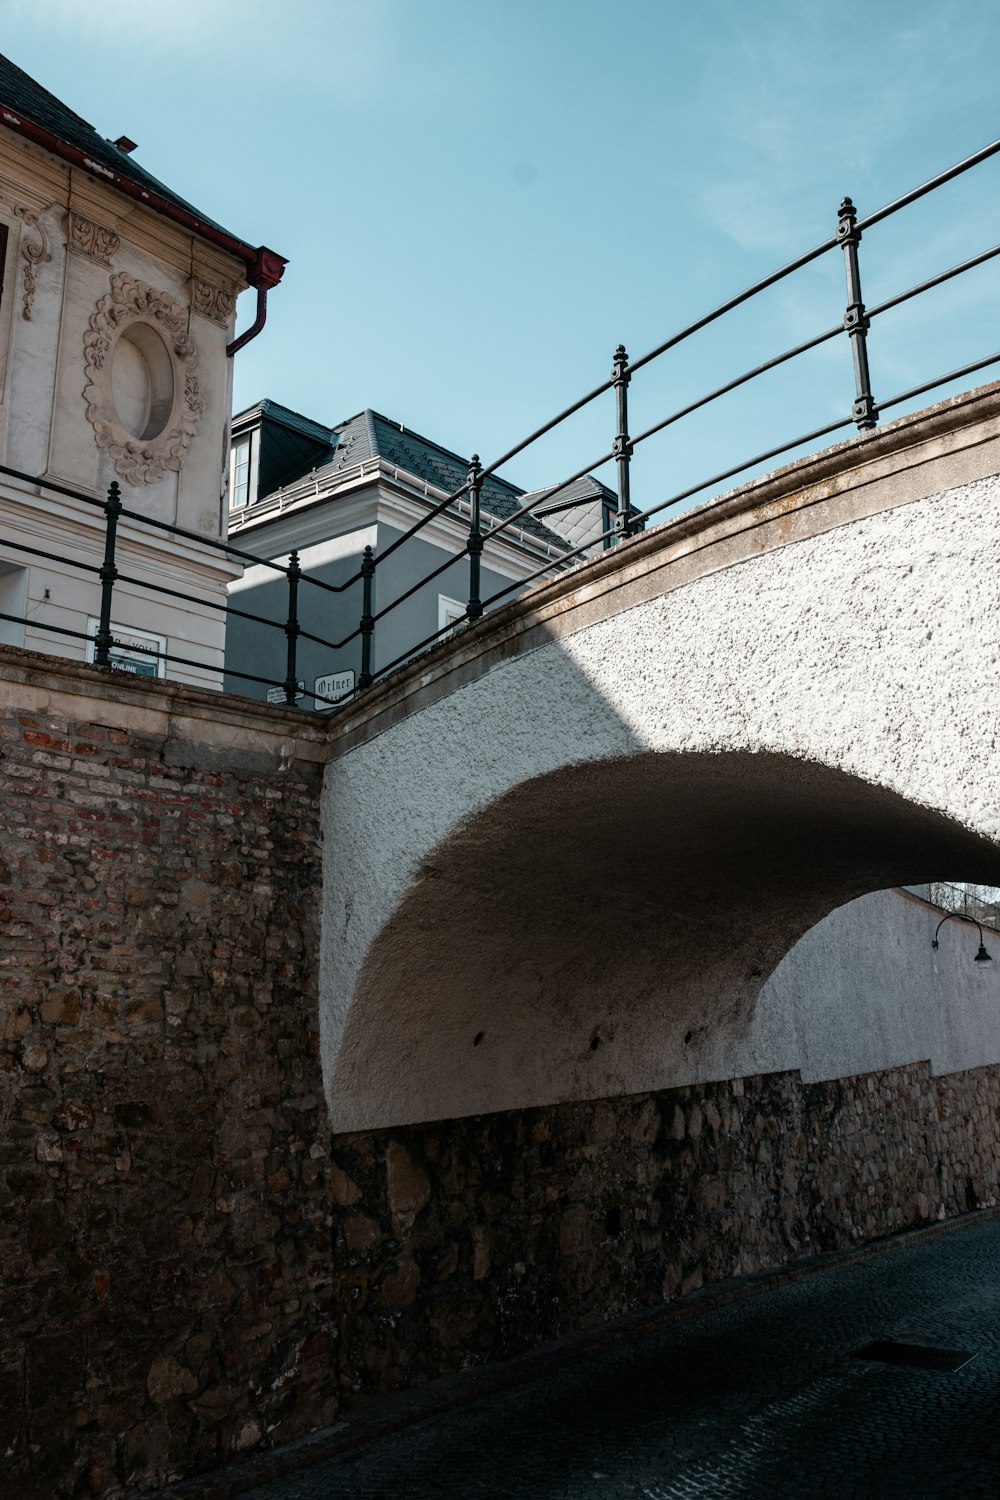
<box><xmin>749</xmin><ymin>887</ymin><xmax>1000</xmax><ymax>1082</ymax></box>
<box><xmin>320</xmin><ymin>463</ymin><xmax>1000</xmax><ymax>1129</ymax></box>
<box><xmin>0</xmin><ymin>131</ymin><xmax>246</xmax><ymax>685</ymax></box>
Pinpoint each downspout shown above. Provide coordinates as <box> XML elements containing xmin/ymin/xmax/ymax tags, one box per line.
<box><xmin>226</xmin><ymin>246</ymin><xmax>288</xmax><ymax>357</ymax></box>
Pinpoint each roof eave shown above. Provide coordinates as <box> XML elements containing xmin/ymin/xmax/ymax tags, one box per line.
<box><xmin>0</xmin><ymin>102</ymin><xmax>287</xmax><ymax>288</ymax></box>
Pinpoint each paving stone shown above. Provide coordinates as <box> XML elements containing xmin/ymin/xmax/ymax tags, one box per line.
<box><xmin>231</xmin><ymin>1215</ymin><xmax>1000</xmax><ymax>1500</ymax></box>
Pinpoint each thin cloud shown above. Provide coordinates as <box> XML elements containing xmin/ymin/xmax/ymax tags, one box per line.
<box><xmin>3</xmin><ymin>0</ymin><xmax>396</xmax><ymax>100</ymax></box>
<box><xmin>683</xmin><ymin>0</ymin><xmax>995</xmax><ymax>256</ymax></box>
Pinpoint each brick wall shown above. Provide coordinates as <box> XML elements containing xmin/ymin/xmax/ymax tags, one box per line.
<box><xmin>4</xmin><ymin>686</ymin><xmax>1000</xmax><ymax>1497</ymax></box>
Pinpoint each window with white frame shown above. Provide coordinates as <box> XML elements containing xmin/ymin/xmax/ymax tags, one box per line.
<box><xmin>438</xmin><ymin>594</ymin><xmax>466</xmax><ymax>633</ymax></box>
<box><xmin>229</xmin><ymin>431</ymin><xmax>257</xmax><ymax>509</ymax></box>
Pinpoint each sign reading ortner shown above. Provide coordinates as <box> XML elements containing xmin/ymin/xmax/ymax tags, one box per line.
<box><xmin>315</xmin><ymin>669</ymin><xmax>355</xmax><ymax>711</ymax></box>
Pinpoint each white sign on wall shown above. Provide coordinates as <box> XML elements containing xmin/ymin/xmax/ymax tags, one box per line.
<box><xmin>314</xmin><ymin>669</ymin><xmax>355</xmax><ymax>711</ymax></box>
<box><xmin>266</xmin><ymin>681</ymin><xmax>305</xmax><ymax>704</ymax></box>
<box><xmin>86</xmin><ymin>619</ymin><xmax>165</xmax><ymax>678</ymax></box>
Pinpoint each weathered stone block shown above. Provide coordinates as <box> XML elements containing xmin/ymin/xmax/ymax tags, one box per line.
<box><xmin>385</xmin><ymin>1141</ymin><xmax>431</xmax><ymax>1219</ymax></box>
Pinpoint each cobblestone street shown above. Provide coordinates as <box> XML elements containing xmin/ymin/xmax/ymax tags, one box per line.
<box><xmin>218</xmin><ymin>1214</ymin><xmax>1000</xmax><ymax>1500</ymax></box>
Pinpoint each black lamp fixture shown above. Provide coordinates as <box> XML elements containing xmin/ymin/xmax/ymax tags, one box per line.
<box><xmin>932</xmin><ymin>912</ymin><xmax>993</xmax><ymax>966</ymax></box>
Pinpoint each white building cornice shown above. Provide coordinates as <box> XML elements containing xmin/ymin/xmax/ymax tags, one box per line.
<box><xmin>228</xmin><ymin>461</ymin><xmax>573</xmax><ymax>583</ymax></box>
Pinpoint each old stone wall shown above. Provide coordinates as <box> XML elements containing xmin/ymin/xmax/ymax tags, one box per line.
<box><xmin>4</xmin><ymin>672</ymin><xmax>1000</xmax><ymax>1498</ymax></box>
<box><xmin>326</xmin><ymin>1060</ymin><xmax>1000</xmax><ymax>1401</ymax></box>
<box><xmin>0</xmin><ymin>693</ymin><xmax>334</xmax><ymax>1498</ymax></box>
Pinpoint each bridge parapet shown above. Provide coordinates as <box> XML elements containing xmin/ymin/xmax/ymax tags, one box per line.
<box><xmin>321</xmin><ymin>381</ymin><xmax>1000</xmax><ymax>1131</ymax></box>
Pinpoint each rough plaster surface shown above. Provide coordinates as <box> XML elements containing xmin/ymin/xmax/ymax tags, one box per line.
<box><xmin>321</xmin><ymin>473</ymin><xmax>1000</xmax><ymax>1129</ymax></box>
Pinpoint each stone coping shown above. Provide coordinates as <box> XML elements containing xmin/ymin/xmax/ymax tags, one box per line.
<box><xmin>0</xmin><ymin>644</ymin><xmax>328</xmax><ymax>772</ymax></box>
<box><xmin>143</xmin><ymin>1204</ymin><xmax>1000</xmax><ymax>1500</ymax></box>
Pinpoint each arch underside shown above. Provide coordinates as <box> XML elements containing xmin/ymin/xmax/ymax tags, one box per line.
<box><xmin>331</xmin><ymin>750</ymin><xmax>1000</xmax><ymax>1130</ymax></box>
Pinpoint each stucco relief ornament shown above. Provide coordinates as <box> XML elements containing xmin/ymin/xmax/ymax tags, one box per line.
<box><xmin>67</xmin><ymin>211</ymin><xmax>120</xmax><ymax>267</ymax></box>
<box><xmin>14</xmin><ymin>205</ymin><xmax>50</xmax><ymax>320</ymax></box>
<box><xmin>82</xmin><ymin>272</ymin><xmax>203</xmax><ymax>486</ymax></box>
<box><xmin>189</xmin><ymin>274</ymin><xmax>236</xmax><ymax>327</ymax></box>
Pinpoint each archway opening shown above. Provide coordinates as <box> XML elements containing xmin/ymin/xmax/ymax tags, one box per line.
<box><xmin>335</xmin><ymin>750</ymin><xmax>1000</xmax><ymax>1131</ymax></box>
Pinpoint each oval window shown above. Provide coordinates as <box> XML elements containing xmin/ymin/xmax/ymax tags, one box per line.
<box><xmin>111</xmin><ymin>323</ymin><xmax>174</xmax><ymax>441</ymax></box>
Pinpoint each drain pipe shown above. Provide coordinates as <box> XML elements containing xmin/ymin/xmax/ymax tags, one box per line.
<box><xmin>227</xmin><ymin>246</ymin><xmax>288</xmax><ymax>357</ymax></box>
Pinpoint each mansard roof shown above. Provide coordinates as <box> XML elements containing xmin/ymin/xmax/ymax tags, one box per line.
<box><xmin>233</xmin><ymin>401</ymin><xmax>571</xmax><ymax>549</ymax></box>
<box><xmin>324</xmin><ymin>409</ymin><xmax>566</xmax><ymax>547</ymax></box>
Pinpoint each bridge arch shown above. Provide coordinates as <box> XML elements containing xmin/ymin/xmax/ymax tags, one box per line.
<box><xmin>321</xmin><ymin>394</ymin><xmax>1000</xmax><ymax>1131</ymax></box>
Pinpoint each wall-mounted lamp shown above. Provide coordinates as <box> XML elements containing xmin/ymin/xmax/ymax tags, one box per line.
<box><xmin>932</xmin><ymin>912</ymin><xmax>993</xmax><ymax>965</ymax></box>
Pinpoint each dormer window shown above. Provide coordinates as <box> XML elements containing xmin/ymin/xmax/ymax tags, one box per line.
<box><xmin>229</xmin><ymin>430</ymin><xmax>257</xmax><ymax>509</ymax></box>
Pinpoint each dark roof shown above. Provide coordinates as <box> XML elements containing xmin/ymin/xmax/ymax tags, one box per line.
<box><xmin>322</xmin><ymin>410</ymin><xmax>566</xmax><ymax>548</ymax></box>
<box><xmin>254</xmin><ymin>401</ymin><xmax>335</xmax><ymax>499</ymax></box>
<box><xmin>528</xmin><ymin>474</ymin><xmax>616</xmax><ymax>514</ymax></box>
<box><xmin>234</xmin><ymin>398</ymin><xmax>335</xmax><ymax>449</ymax></box>
<box><xmin>0</xmin><ymin>52</ymin><xmax>258</xmax><ymax>261</ymax></box>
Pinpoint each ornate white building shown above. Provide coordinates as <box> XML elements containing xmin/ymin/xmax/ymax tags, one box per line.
<box><xmin>0</xmin><ymin>53</ymin><xmax>285</xmax><ymax>685</ymax></box>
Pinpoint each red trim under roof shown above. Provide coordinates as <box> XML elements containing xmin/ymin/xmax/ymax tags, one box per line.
<box><xmin>0</xmin><ymin>104</ymin><xmax>287</xmax><ymax>289</ymax></box>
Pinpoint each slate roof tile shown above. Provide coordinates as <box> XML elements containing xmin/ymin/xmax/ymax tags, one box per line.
<box><xmin>323</xmin><ymin>410</ymin><xmax>568</xmax><ymax>548</ymax></box>
<box><xmin>0</xmin><ymin>51</ymin><xmax>236</xmax><ymax>240</ymax></box>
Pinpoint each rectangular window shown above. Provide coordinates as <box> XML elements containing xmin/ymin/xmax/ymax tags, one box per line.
<box><xmin>229</xmin><ymin>431</ymin><xmax>255</xmax><ymax>509</ymax></box>
<box><xmin>0</xmin><ymin>560</ymin><xmax>26</xmax><ymax>647</ymax></box>
<box><xmin>438</xmin><ymin>594</ymin><xmax>466</xmax><ymax>633</ymax></box>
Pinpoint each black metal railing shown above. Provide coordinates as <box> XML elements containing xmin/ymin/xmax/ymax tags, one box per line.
<box><xmin>3</xmin><ymin>135</ymin><xmax>1000</xmax><ymax>709</ymax></box>
<box><xmin>927</xmin><ymin>882</ymin><xmax>1000</xmax><ymax>935</ymax></box>
<box><xmin>0</xmin><ymin>462</ymin><xmax>363</xmax><ymax>708</ymax></box>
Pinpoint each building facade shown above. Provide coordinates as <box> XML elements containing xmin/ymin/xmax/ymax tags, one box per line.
<box><xmin>224</xmin><ymin>402</ymin><xmax>607</xmax><ymax>706</ymax></box>
<box><xmin>0</xmin><ymin>54</ymin><xmax>285</xmax><ymax>686</ymax></box>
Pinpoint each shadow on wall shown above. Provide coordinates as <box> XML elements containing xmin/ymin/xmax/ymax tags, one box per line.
<box><xmin>338</xmin><ymin>750</ymin><xmax>1000</xmax><ymax>1128</ymax></box>
<box><xmin>321</xmin><ymin>462</ymin><xmax>1000</xmax><ymax>1131</ymax></box>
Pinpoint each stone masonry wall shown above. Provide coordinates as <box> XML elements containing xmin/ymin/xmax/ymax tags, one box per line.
<box><xmin>0</xmin><ymin>699</ymin><xmax>334</xmax><ymax>1499</ymax></box>
<box><xmin>5</xmin><ymin>690</ymin><xmax>1000</xmax><ymax>1497</ymax></box>
<box><xmin>328</xmin><ymin>1062</ymin><xmax>1000</xmax><ymax>1401</ymax></box>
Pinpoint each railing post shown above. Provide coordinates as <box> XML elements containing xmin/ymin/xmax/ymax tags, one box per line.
<box><xmin>93</xmin><ymin>480</ymin><xmax>122</xmax><ymax>669</ymax></box>
<box><xmin>282</xmin><ymin>548</ymin><xmax>301</xmax><ymax>706</ymax></box>
<box><xmin>466</xmin><ymin>453</ymin><xmax>483</xmax><ymax>621</ymax></box>
<box><xmin>837</xmin><ymin>197</ymin><xmax>877</xmax><ymax>431</ymax></box>
<box><xmin>359</xmin><ymin>544</ymin><xmax>375</xmax><ymax>690</ymax></box>
<box><xmin>612</xmin><ymin>344</ymin><xmax>634</xmax><ymax>542</ymax></box>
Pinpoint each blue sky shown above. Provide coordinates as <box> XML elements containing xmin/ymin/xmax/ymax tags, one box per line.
<box><xmin>5</xmin><ymin>0</ymin><xmax>1000</xmax><ymax>510</ymax></box>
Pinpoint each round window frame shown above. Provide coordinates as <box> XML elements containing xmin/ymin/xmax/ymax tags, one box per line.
<box><xmin>83</xmin><ymin>272</ymin><xmax>203</xmax><ymax>486</ymax></box>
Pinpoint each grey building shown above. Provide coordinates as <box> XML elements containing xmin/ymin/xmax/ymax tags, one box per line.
<box><xmin>224</xmin><ymin>401</ymin><xmax>616</xmax><ymax>709</ymax></box>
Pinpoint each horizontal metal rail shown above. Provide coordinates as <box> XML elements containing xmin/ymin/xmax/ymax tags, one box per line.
<box><xmin>855</xmin><ymin>136</ymin><xmax>1000</xmax><ymax>232</ymax></box>
<box><xmin>0</xmin><ymin>533</ymin><xmax>103</xmax><ymax>573</ymax></box>
<box><xmin>866</xmin><ymin>241</ymin><xmax>1000</xmax><ymax>320</ymax></box>
<box><xmin>874</xmin><ymin>351</ymin><xmax>1000</xmax><ymax>415</ymax></box>
<box><xmin>372</xmin><ymin>547</ymin><xmax>465</xmax><ymax>625</ymax></box>
<box><xmin>629</xmin><ymin>323</ymin><xmax>845</xmax><ymax>451</ymax></box>
<box><xmin>3</xmin><ymin>136</ymin><xmax>1000</xmax><ymax>711</ymax></box>
<box><xmin>465</xmin><ymin>414</ymin><xmax>855</xmax><ymax>623</ymax></box>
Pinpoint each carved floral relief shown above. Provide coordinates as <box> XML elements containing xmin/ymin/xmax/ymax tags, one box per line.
<box><xmin>13</xmin><ymin>205</ymin><xmax>50</xmax><ymax>320</ymax></box>
<box><xmin>67</xmin><ymin>211</ymin><xmax>120</xmax><ymax>268</ymax></box>
<box><xmin>189</xmin><ymin>274</ymin><xmax>236</xmax><ymax>327</ymax></box>
<box><xmin>82</xmin><ymin>272</ymin><xmax>203</xmax><ymax>486</ymax></box>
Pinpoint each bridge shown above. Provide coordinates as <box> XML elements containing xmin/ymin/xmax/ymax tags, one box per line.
<box><xmin>4</xmin><ymin>375</ymin><xmax>1000</xmax><ymax>1500</ymax></box>
<box><xmin>321</xmin><ymin>378</ymin><xmax>1000</xmax><ymax>1130</ymax></box>
<box><xmin>6</xmin><ymin>143</ymin><xmax>1000</xmax><ymax>1496</ymax></box>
